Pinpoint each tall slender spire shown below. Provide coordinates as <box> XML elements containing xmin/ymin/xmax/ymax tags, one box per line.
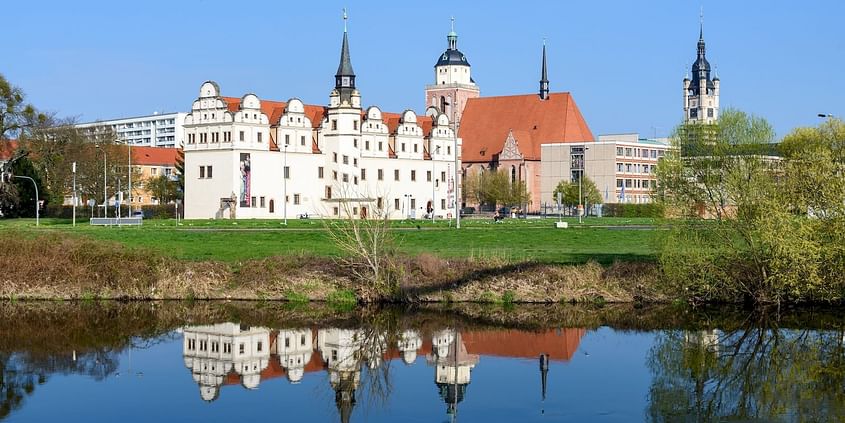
<box><xmin>334</xmin><ymin>8</ymin><xmax>356</xmax><ymax>104</ymax></box>
<box><xmin>539</xmin><ymin>39</ymin><xmax>549</xmax><ymax>100</ymax></box>
<box><xmin>447</xmin><ymin>17</ymin><xmax>458</xmax><ymax>50</ymax></box>
<box><xmin>699</xmin><ymin>6</ymin><xmax>704</xmax><ymax>40</ymax></box>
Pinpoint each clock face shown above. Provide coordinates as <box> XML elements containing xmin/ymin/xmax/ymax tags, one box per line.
<box><xmin>342</xmin><ymin>76</ymin><xmax>350</xmax><ymax>86</ymax></box>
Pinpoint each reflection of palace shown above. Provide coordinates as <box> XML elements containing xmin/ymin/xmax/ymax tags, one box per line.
<box><xmin>181</xmin><ymin>324</ymin><xmax>585</xmax><ymax>420</ymax></box>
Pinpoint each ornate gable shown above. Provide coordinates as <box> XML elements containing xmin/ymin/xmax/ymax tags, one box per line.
<box><xmin>499</xmin><ymin>130</ymin><xmax>524</xmax><ymax>161</ymax></box>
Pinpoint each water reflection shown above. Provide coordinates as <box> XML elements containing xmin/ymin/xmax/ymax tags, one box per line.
<box><xmin>180</xmin><ymin>323</ymin><xmax>585</xmax><ymax>421</ymax></box>
<box><xmin>2</xmin><ymin>303</ymin><xmax>845</xmax><ymax>421</ymax></box>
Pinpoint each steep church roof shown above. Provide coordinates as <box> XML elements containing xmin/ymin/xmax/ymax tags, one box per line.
<box><xmin>458</xmin><ymin>92</ymin><xmax>594</xmax><ymax>162</ymax></box>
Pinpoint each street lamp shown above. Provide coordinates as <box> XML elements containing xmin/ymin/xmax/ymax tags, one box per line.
<box><xmin>453</xmin><ymin>123</ymin><xmax>461</xmax><ymax>229</ymax></box>
<box><xmin>283</xmin><ymin>143</ymin><xmax>288</xmax><ymax>225</ymax></box>
<box><xmin>95</xmin><ymin>144</ymin><xmax>107</xmax><ymax>218</ymax></box>
<box><xmin>578</xmin><ymin>146</ymin><xmax>590</xmax><ymax>224</ymax></box>
<box><xmin>432</xmin><ymin>145</ymin><xmax>440</xmax><ymax>223</ymax></box>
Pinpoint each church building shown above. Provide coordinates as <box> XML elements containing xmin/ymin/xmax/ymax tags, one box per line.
<box><xmin>458</xmin><ymin>43</ymin><xmax>594</xmax><ymax>213</ymax></box>
<box><xmin>683</xmin><ymin>19</ymin><xmax>720</xmax><ymax>123</ymax></box>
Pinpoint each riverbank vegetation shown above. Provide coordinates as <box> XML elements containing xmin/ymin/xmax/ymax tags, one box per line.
<box><xmin>656</xmin><ymin>110</ymin><xmax>845</xmax><ymax>305</ymax></box>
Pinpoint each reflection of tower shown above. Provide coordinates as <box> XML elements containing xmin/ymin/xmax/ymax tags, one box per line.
<box><xmin>276</xmin><ymin>329</ymin><xmax>313</xmax><ymax>384</ymax></box>
<box><xmin>684</xmin><ymin>329</ymin><xmax>721</xmax><ymax>354</ymax></box>
<box><xmin>182</xmin><ymin>323</ymin><xmax>271</xmax><ymax>402</ymax></box>
<box><xmin>397</xmin><ymin>330</ymin><xmax>423</xmax><ymax>365</ymax></box>
<box><xmin>539</xmin><ymin>354</ymin><xmax>549</xmax><ymax>415</ymax></box>
<box><xmin>318</xmin><ymin>329</ymin><xmax>363</xmax><ymax>423</ymax></box>
<box><xmin>426</xmin><ymin>329</ymin><xmax>480</xmax><ymax>417</ymax></box>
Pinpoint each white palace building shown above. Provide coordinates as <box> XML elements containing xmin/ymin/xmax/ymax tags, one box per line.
<box><xmin>183</xmin><ymin>22</ymin><xmax>460</xmax><ymax>220</ymax></box>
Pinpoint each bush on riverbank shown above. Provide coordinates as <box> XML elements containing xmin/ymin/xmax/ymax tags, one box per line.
<box><xmin>602</xmin><ymin>203</ymin><xmax>665</xmax><ymax>218</ymax></box>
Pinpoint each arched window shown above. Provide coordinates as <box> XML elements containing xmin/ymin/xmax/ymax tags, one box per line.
<box><xmin>440</xmin><ymin>96</ymin><xmax>446</xmax><ymax>113</ymax></box>
<box><xmin>511</xmin><ymin>166</ymin><xmax>516</xmax><ymax>184</ymax></box>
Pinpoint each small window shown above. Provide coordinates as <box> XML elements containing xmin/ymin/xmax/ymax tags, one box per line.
<box><xmin>394</xmin><ymin>169</ymin><xmax>399</xmax><ymax>181</ymax></box>
<box><xmin>257</xmin><ymin>133</ymin><xmax>263</xmax><ymax>143</ymax></box>
<box><xmin>378</xmin><ymin>141</ymin><xmax>383</xmax><ymax>151</ymax></box>
<box><xmin>361</xmin><ymin>168</ymin><xmax>367</xmax><ymax>180</ymax></box>
<box><xmin>331</xmin><ymin>120</ymin><xmax>337</xmax><ymax>130</ymax></box>
<box><xmin>342</xmin><ymin>173</ymin><xmax>349</xmax><ymax>183</ymax></box>
<box><xmin>251</xmin><ymin>196</ymin><xmax>257</xmax><ymax>207</ymax></box>
<box><xmin>326</xmin><ymin>186</ymin><xmax>332</xmax><ymax>199</ymax></box>
<box><xmin>293</xmin><ymin>194</ymin><xmax>300</xmax><ymax>205</ymax></box>
<box><xmin>333</xmin><ymin>171</ymin><xmax>338</xmax><ymax>181</ymax></box>
<box><xmin>343</xmin><ymin>155</ymin><xmax>349</xmax><ymax>165</ymax></box>
<box><xmin>199</xmin><ymin>166</ymin><xmax>205</xmax><ymax>178</ymax></box>
<box><xmin>377</xmin><ymin>197</ymin><xmax>383</xmax><ymax>209</ymax></box>
<box><xmin>284</xmin><ymin>166</ymin><xmax>290</xmax><ymax>179</ymax></box>
<box><xmin>427</xmin><ymin>170</ymin><xmax>432</xmax><ymax>182</ymax></box>
<box><xmin>260</xmin><ymin>197</ymin><xmax>265</xmax><ymax>208</ymax></box>
<box><xmin>378</xmin><ymin>169</ymin><xmax>383</xmax><ymax>180</ymax></box>
<box><xmin>207</xmin><ymin>166</ymin><xmax>213</xmax><ymax>178</ymax></box>
<box><xmin>285</xmin><ymin>134</ymin><xmax>290</xmax><ymax>145</ymax></box>
<box><xmin>353</xmin><ymin>120</ymin><xmax>358</xmax><ymax>130</ymax></box>
<box><xmin>333</xmin><ymin>153</ymin><xmax>338</xmax><ymax>163</ymax></box>
<box><xmin>411</xmin><ymin>170</ymin><xmax>416</xmax><ymax>181</ymax></box>
<box><xmin>301</xmin><ymin>135</ymin><xmax>305</xmax><ymax>146</ymax></box>
<box><xmin>333</xmin><ymin>207</ymin><xmax>339</xmax><ymax>216</ymax></box>
<box><xmin>353</xmin><ymin>158</ymin><xmax>358</xmax><ymax>167</ymax></box>
<box><xmin>318</xmin><ymin>166</ymin><xmax>324</xmax><ymax>178</ymax></box>
<box><xmin>239</xmin><ymin>343</ymin><xmax>245</xmax><ymax>354</ymax></box>
<box><xmin>441</xmin><ymin>171</ymin><xmax>446</xmax><ymax>182</ymax></box>
<box><xmin>365</xmin><ymin>140</ymin><xmax>370</xmax><ymax>150</ymax></box>
<box><xmin>411</xmin><ymin>199</ymin><xmax>416</xmax><ymax>209</ymax></box>
<box><xmin>394</xmin><ymin>198</ymin><xmax>400</xmax><ymax>210</ymax></box>
<box><xmin>441</xmin><ymin>199</ymin><xmax>446</xmax><ymax>209</ymax></box>
<box><xmin>413</xmin><ymin>144</ymin><xmax>418</xmax><ymax>153</ymax></box>
<box><xmin>353</xmin><ymin>138</ymin><xmax>358</xmax><ymax>148</ymax></box>
<box><xmin>240</xmin><ymin>131</ymin><xmax>245</xmax><ymax>141</ymax></box>
<box><xmin>401</xmin><ymin>143</ymin><xmax>406</xmax><ymax>152</ymax></box>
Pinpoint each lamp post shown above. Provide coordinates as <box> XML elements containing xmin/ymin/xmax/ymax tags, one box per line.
<box><xmin>96</xmin><ymin>144</ymin><xmax>107</xmax><ymax>218</ymax></box>
<box><xmin>72</xmin><ymin>161</ymin><xmax>77</xmax><ymax>227</ymax></box>
<box><xmin>578</xmin><ymin>146</ymin><xmax>590</xmax><ymax>224</ymax></box>
<box><xmin>454</xmin><ymin>123</ymin><xmax>461</xmax><ymax>229</ymax></box>
<box><xmin>432</xmin><ymin>145</ymin><xmax>440</xmax><ymax>223</ymax></box>
<box><xmin>283</xmin><ymin>143</ymin><xmax>288</xmax><ymax>225</ymax></box>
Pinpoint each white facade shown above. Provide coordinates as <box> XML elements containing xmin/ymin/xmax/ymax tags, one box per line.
<box><xmin>182</xmin><ymin>323</ymin><xmax>271</xmax><ymax>401</ymax></box>
<box><xmin>76</xmin><ymin>112</ymin><xmax>186</xmax><ymax>148</ymax></box>
<box><xmin>540</xmin><ymin>134</ymin><xmax>670</xmax><ymax>207</ymax></box>
<box><xmin>183</xmin><ymin>81</ymin><xmax>462</xmax><ymax>220</ymax></box>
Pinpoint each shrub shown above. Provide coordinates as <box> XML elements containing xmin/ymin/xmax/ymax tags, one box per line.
<box><xmin>602</xmin><ymin>203</ymin><xmax>665</xmax><ymax>218</ymax></box>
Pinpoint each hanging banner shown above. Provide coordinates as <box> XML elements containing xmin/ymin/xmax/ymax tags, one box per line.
<box><xmin>239</xmin><ymin>153</ymin><xmax>251</xmax><ymax>207</ymax></box>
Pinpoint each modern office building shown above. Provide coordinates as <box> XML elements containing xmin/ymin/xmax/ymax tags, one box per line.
<box><xmin>540</xmin><ymin>133</ymin><xmax>670</xmax><ymax>208</ymax></box>
<box><xmin>76</xmin><ymin>112</ymin><xmax>186</xmax><ymax>148</ymax></box>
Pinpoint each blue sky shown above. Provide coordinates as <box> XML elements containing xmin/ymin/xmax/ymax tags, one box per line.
<box><xmin>4</xmin><ymin>0</ymin><xmax>843</xmax><ymax>138</ymax></box>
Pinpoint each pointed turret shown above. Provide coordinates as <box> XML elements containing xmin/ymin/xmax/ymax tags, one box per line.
<box><xmin>683</xmin><ymin>9</ymin><xmax>720</xmax><ymax>124</ymax></box>
<box><xmin>334</xmin><ymin>9</ymin><xmax>356</xmax><ymax>105</ymax></box>
<box><xmin>539</xmin><ymin>41</ymin><xmax>549</xmax><ymax>100</ymax></box>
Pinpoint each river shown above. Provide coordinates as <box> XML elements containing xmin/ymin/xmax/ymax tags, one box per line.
<box><xmin>0</xmin><ymin>301</ymin><xmax>842</xmax><ymax>422</ymax></box>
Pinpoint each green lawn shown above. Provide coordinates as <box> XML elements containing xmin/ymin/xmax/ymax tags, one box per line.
<box><xmin>0</xmin><ymin>217</ymin><xmax>661</xmax><ymax>264</ymax></box>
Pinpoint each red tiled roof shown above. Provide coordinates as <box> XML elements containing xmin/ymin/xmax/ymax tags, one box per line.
<box><xmin>221</xmin><ymin>97</ymin><xmax>434</xmax><ymax>137</ymax></box>
<box><xmin>131</xmin><ymin>146</ymin><xmax>179</xmax><ymax>166</ymax></box>
<box><xmin>0</xmin><ymin>140</ymin><xmax>20</xmax><ymax>161</ymax></box>
<box><xmin>459</xmin><ymin>92</ymin><xmax>594</xmax><ymax>162</ymax></box>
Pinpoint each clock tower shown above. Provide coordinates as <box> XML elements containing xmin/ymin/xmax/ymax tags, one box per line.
<box><xmin>683</xmin><ymin>14</ymin><xmax>720</xmax><ymax>124</ymax></box>
<box><xmin>425</xmin><ymin>18</ymin><xmax>479</xmax><ymax>130</ymax></box>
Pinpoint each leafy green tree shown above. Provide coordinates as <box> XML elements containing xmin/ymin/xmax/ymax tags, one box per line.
<box><xmin>553</xmin><ymin>176</ymin><xmax>602</xmax><ymax>212</ymax></box>
<box><xmin>0</xmin><ymin>155</ymin><xmax>46</xmax><ymax>218</ymax></box>
<box><xmin>145</xmin><ymin>174</ymin><xmax>178</xmax><ymax>204</ymax></box>
<box><xmin>656</xmin><ymin>109</ymin><xmax>845</xmax><ymax>304</ymax></box>
<box><xmin>0</xmin><ymin>74</ymin><xmax>47</xmax><ymax>140</ymax></box>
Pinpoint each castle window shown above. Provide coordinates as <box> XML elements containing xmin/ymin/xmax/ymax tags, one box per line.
<box><xmin>394</xmin><ymin>198</ymin><xmax>400</xmax><ymax>210</ymax></box>
<box><xmin>318</xmin><ymin>167</ymin><xmax>324</xmax><ymax>178</ymax></box>
<box><xmin>333</xmin><ymin>153</ymin><xmax>338</xmax><ymax>163</ymax></box>
<box><xmin>411</xmin><ymin>170</ymin><xmax>416</xmax><ymax>181</ymax></box>
<box><xmin>353</xmin><ymin>120</ymin><xmax>358</xmax><ymax>130</ymax></box>
<box><xmin>285</xmin><ymin>134</ymin><xmax>290</xmax><ymax>145</ymax></box>
<box><xmin>343</xmin><ymin>155</ymin><xmax>349</xmax><ymax>165</ymax></box>
<box><xmin>361</xmin><ymin>169</ymin><xmax>366</xmax><ymax>180</ymax></box>
<box><xmin>333</xmin><ymin>207</ymin><xmax>338</xmax><ymax>216</ymax></box>
<box><xmin>708</xmin><ymin>108</ymin><xmax>714</xmax><ymax>118</ymax></box>
<box><xmin>199</xmin><ymin>166</ymin><xmax>205</xmax><ymax>178</ymax></box>
<box><xmin>326</xmin><ymin>186</ymin><xmax>332</xmax><ymax>199</ymax></box>
<box><xmin>331</xmin><ymin>120</ymin><xmax>337</xmax><ymax>130</ymax></box>
<box><xmin>378</xmin><ymin>141</ymin><xmax>383</xmax><ymax>151</ymax></box>
<box><xmin>342</xmin><ymin>173</ymin><xmax>348</xmax><ymax>183</ymax></box>
<box><xmin>441</xmin><ymin>199</ymin><xmax>446</xmax><ymax>209</ymax></box>
<box><xmin>441</xmin><ymin>171</ymin><xmax>446</xmax><ymax>182</ymax></box>
<box><xmin>401</xmin><ymin>143</ymin><xmax>406</xmax><ymax>152</ymax></box>
<box><xmin>294</xmin><ymin>194</ymin><xmax>300</xmax><ymax>205</ymax></box>
<box><xmin>353</xmin><ymin>158</ymin><xmax>358</xmax><ymax>167</ymax></box>
<box><xmin>301</xmin><ymin>135</ymin><xmax>305</xmax><ymax>146</ymax></box>
<box><xmin>284</xmin><ymin>166</ymin><xmax>290</xmax><ymax>179</ymax></box>
<box><xmin>413</xmin><ymin>144</ymin><xmax>418</xmax><ymax>153</ymax></box>
<box><xmin>378</xmin><ymin>169</ymin><xmax>384</xmax><ymax>180</ymax></box>
<box><xmin>260</xmin><ymin>197</ymin><xmax>265</xmax><ymax>208</ymax></box>
<box><xmin>207</xmin><ymin>166</ymin><xmax>213</xmax><ymax>178</ymax></box>
<box><xmin>427</xmin><ymin>170</ymin><xmax>432</xmax><ymax>182</ymax></box>
<box><xmin>353</xmin><ymin>138</ymin><xmax>358</xmax><ymax>148</ymax></box>
<box><xmin>447</xmin><ymin>146</ymin><xmax>451</xmax><ymax>155</ymax></box>
<box><xmin>394</xmin><ymin>169</ymin><xmax>399</xmax><ymax>181</ymax></box>
<box><xmin>333</xmin><ymin>171</ymin><xmax>338</xmax><ymax>180</ymax></box>
<box><xmin>240</xmin><ymin>131</ymin><xmax>245</xmax><ymax>141</ymax></box>
<box><xmin>257</xmin><ymin>133</ymin><xmax>262</xmax><ymax>143</ymax></box>
<box><xmin>365</xmin><ymin>140</ymin><xmax>370</xmax><ymax>150</ymax></box>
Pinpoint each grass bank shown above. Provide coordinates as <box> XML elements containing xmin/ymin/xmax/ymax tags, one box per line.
<box><xmin>0</xmin><ymin>217</ymin><xmax>659</xmax><ymax>264</ymax></box>
<box><xmin>0</xmin><ymin>230</ymin><xmax>667</xmax><ymax>303</ymax></box>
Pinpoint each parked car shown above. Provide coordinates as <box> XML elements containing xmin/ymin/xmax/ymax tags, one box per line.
<box><xmin>131</xmin><ymin>210</ymin><xmax>144</xmax><ymax>219</ymax></box>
